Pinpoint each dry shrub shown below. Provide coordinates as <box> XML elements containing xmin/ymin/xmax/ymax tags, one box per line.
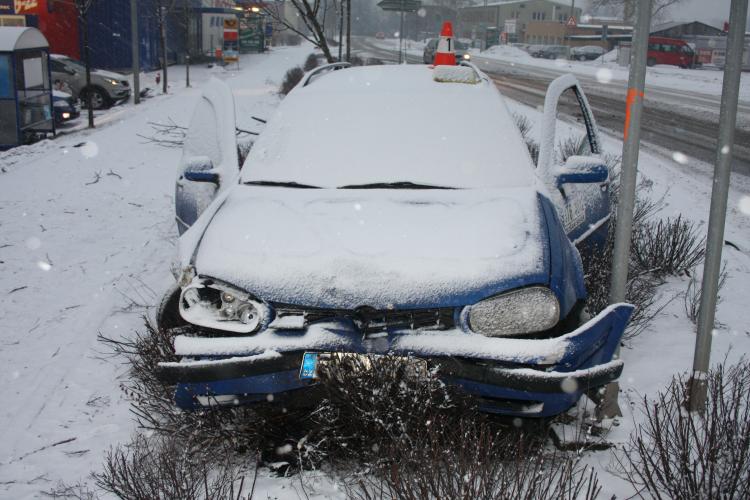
<box><xmin>631</xmin><ymin>215</ymin><xmax>705</xmax><ymax>278</ymax></box>
<box><xmin>309</xmin><ymin>354</ymin><xmax>479</xmax><ymax>466</ymax></box>
<box><xmin>684</xmin><ymin>264</ymin><xmax>728</xmax><ymax>324</ymax></box>
<box><xmin>348</xmin><ymin>419</ymin><xmax>600</xmax><ymax>500</ymax></box>
<box><xmin>279</xmin><ymin>66</ymin><xmax>304</xmax><ymax>95</ymax></box>
<box><xmin>617</xmin><ymin>359</ymin><xmax>750</xmax><ymax>499</ymax></box>
<box><xmin>95</xmin><ymin>435</ymin><xmax>251</xmax><ymax>500</ymax></box>
<box><xmin>303</xmin><ymin>53</ymin><xmax>320</xmax><ymax>72</ymax></box>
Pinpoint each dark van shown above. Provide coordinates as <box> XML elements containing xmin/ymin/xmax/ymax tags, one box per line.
<box><xmin>647</xmin><ymin>37</ymin><xmax>697</xmax><ymax>68</ymax></box>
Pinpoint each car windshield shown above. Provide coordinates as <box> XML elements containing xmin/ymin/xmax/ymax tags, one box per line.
<box><xmin>241</xmin><ymin>66</ymin><xmax>534</xmax><ymax>190</ymax></box>
<box><xmin>455</xmin><ymin>41</ymin><xmax>469</xmax><ymax>50</ymax></box>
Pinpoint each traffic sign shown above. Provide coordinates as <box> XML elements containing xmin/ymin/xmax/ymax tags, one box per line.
<box><xmin>566</xmin><ymin>16</ymin><xmax>577</xmax><ymax>28</ymax></box>
<box><xmin>377</xmin><ymin>0</ymin><xmax>421</xmax><ymax>12</ymax></box>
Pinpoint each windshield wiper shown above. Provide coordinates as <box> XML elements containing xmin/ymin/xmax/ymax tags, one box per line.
<box><xmin>338</xmin><ymin>181</ymin><xmax>456</xmax><ymax>190</ymax></box>
<box><xmin>244</xmin><ymin>180</ymin><xmax>321</xmax><ymax>189</ymax></box>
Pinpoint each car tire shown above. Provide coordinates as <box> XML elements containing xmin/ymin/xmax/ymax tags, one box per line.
<box><xmin>647</xmin><ymin>57</ymin><xmax>657</xmax><ymax>67</ymax></box>
<box><xmin>83</xmin><ymin>87</ymin><xmax>111</xmax><ymax>110</ymax></box>
<box><xmin>156</xmin><ymin>282</ymin><xmax>186</xmax><ymax>331</ymax></box>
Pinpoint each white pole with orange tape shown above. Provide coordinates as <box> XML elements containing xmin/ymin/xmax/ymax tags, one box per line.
<box><xmin>433</xmin><ymin>21</ymin><xmax>456</xmax><ymax>66</ymax></box>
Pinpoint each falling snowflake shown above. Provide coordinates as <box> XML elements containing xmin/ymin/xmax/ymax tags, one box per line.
<box><xmin>672</xmin><ymin>151</ymin><xmax>688</xmax><ymax>164</ymax></box>
<box><xmin>739</xmin><ymin>196</ymin><xmax>750</xmax><ymax>215</ymax></box>
<box><xmin>596</xmin><ymin>68</ymin><xmax>613</xmax><ymax>84</ymax></box>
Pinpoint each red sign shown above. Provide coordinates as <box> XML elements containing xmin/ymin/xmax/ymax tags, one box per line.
<box><xmin>14</xmin><ymin>0</ymin><xmax>39</xmax><ymax>14</ymax></box>
<box><xmin>223</xmin><ymin>18</ymin><xmax>239</xmax><ymax>41</ymax></box>
<box><xmin>566</xmin><ymin>16</ymin><xmax>577</xmax><ymax>28</ymax></box>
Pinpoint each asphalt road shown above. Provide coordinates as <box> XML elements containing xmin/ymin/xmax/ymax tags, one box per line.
<box><xmin>354</xmin><ymin>38</ymin><xmax>750</xmax><ymax>176</ymax></box>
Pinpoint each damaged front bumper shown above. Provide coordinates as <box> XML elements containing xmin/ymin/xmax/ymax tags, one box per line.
<box><xmin>157</xmin><ymin>303</ymin><xmax>633</xmax><ymax>418</ymax></box>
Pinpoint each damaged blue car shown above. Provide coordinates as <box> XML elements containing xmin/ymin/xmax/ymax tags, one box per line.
<box><xmin>157</xmin><ymin>63</ymin><xmax>633</xmax><ymax>418</ymax></box>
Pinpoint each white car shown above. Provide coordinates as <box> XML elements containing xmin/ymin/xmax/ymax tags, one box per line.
<box><xmin>158</xmin><ymin>62</ymin><xmax>633</xmax><ymax>418</ymax></box>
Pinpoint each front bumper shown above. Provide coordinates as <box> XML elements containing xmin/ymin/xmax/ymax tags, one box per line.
<box><xmin>158</xmin><ymin>304</ymin><xmax>633</xmax><ymax>417</ymax></box>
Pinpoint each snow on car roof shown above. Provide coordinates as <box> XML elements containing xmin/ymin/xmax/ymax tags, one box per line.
<box><xmin>241</xmin><ymin>64</ymin><xmax>535</xmax><ymax>189</ymax></box>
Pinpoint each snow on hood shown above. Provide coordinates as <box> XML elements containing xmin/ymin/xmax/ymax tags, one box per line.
<box><xmin>192</xmin><ymin>186</ymin><xmax>548</xmax><ymax>309</ymax></box>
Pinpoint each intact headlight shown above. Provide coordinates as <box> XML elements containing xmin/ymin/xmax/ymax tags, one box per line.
<box><xmin>179</xmin><ymin>279</ymin><xmax>271</xmax><ymax>334</ymax></box>
<box><xmin>462</xmin><ymin>287</ymin><xmax>560</xmax><ymax>337</ymax></box>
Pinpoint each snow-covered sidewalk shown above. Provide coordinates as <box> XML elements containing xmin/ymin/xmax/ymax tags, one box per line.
<box><xmin>0</xmin><ymin>45</ymin><xmax>313</xmax><ymax>499</ymax></box>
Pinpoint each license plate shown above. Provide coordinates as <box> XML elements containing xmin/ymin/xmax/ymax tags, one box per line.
<box><xmin>299</xmin><ymin>352</ymin><xmax>319</xmax><ymax>379</ymax></box>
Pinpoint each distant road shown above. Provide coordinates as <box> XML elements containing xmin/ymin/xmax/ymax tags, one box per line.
<box><xmin>353</xmin><ymin>37</ymin><xmax>750</xmax><ymax>176</ymax></box>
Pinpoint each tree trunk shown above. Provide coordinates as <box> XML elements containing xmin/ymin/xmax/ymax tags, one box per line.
<box><xmin>82</xmin><ymin>12</ymin><xmax>94</xmax><ymax>129</ymax></box>
<box><xmin>345</xmin><ymin>0</ymin><xmax>351</xmax><ymax>62</ymax></box>
<box><xmin>160</xmin><ymin>8</ymin><xmax>168</xmax><ymax>93</ymax></box>
<box><xmin>184</xmin><ymin>0</ymin><xmax>190</xmax><ymax>88</ymax></box>
<box><xmin>337</xmin><ymin>0</ymin><xmax>343</xmax><ymax>61</ymax></box>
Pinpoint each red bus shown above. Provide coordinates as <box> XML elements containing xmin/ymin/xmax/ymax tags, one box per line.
<box><xmin>647</xmin><ymin>37</ymin><xmax>697</xmax><ymax>68</ymax></box>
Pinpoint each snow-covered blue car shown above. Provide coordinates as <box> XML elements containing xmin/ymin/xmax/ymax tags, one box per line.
<box><xmin>158</xmin><ymin>63</ymin><xmax>633</xmax><ymax>418</ymax></box>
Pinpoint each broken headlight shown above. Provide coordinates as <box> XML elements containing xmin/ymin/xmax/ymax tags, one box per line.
<box><xmin>179</xmin><ymin>279</ymin><xmax>271</xmax><ymax>334</ymax></box>
<box><xmin>461</xmin><ymin>287</ymin><xmax>560</xmax><ymax>337</ymax></box>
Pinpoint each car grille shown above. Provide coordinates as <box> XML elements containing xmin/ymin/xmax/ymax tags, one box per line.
<box><xmin>272</xmin><ymin>304</ymin><xmax>456</xmax><ymax>334</ymax></box>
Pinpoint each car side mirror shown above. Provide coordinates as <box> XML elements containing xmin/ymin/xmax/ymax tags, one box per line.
<box><xmin>553</xmin><ymin>156</ymin><xmax>609</xmax><ymax>191</ymax></box>
<box><xmin>182</xmin><ymin>156</ymin><xmax>219</xmax><ymax>185</ymax></box>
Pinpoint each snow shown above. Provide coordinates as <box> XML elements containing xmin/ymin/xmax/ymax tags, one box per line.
<box><xmin>192</xmin><ymin>186</ymin><xmax>546</xmax><ymax>309</ymax></box>
<box><xmin>242</xmin><ymin>64</ymin><xmax>534</xmax><ymax>189</ymax></box>
<box><xmin>432</xmin><ymin>64</ymin><xmax>481</xmax><ymax>84</ymax></box>
<box><xmin>2</xmin><ymin>34</ymin><xmax>750</xmax><ymax>500</ymax></box>
<box><xmin>0</xmin><ymin>45</ymin><xmax>316</xmax><ymax>498</ymax></box>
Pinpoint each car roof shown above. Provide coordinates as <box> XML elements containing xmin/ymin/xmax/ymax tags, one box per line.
<box><xmin>241</xmin><ymin>65</ymin><xmax>535</xmax><ymax>189</ymax></box>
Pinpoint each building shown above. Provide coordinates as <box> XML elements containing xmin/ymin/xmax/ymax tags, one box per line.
<box><xmin>564</xmin><ymin>19</ymin><xmax>633</xmax><ymax>50</ymax></box>
<box><xmin>650</xmin><ymin>21</ymin><xmax>726</xmax><ymax>39</ymax></box>
<box><xmin>458</xmin><ymin>0</ymin><xmax>582</xmax><ymax>46</ymax></box>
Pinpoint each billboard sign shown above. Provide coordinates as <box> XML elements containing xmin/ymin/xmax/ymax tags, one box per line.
<box><xmin>0</xmin><ymin>0</ymin><xmax>14</xmax><ymax>14</ymax></box>
<box><xmin>504</xmin><ymin>19</ymin><xmax>516</xmax><ymax>35</ymax></box>
<box><xmin>240</xmin><ymin>16</ymin><xmax>264</xmax><ymax>53</ymax></box>
<box><xmin>14</xmin><ymin>0</ymin><xmax>39</xmax><ymax>14</ymax></box>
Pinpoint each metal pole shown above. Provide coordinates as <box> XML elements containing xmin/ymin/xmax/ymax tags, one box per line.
<box><xmin>338</xmin><ymin>0</ymin><xmax>343</xmax><ymax>61</ymax></box>
<box><xmin>599</xmin><ymin>0</ymin><xmax>652</xmax><ymax>420</ymax></box>
<box><xmin>131</xmin><ymin>0</ymin><xmax>140</xmax><ymax>104</ymax></box>
<box><xmin>688</xmin><ymin>0</ymin><xmax>749</xmax><ymax>413</ymax></box>
<box><xmin>184</xmin><ymin>0</ymin><xmax>190</xmax><ymax>88</ymax></box>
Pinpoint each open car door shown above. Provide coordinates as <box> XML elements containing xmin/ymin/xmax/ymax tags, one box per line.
<box><xmin>537</xmin><ymin>74</ymin><xmax>610</xmax><ymax>249</ymax></box>
<box><xmin>175</xmin><ymin>78</ymin><xmax>238</xmax><ymax>235</ymax></box>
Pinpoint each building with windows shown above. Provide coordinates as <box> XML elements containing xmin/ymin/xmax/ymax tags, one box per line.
<box><xmin>458</xmin><ymin>0</ymin><xmax>582</xmax><ymax>46</ymax></box>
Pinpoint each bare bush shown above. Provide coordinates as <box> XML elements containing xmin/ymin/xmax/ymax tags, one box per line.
<box><xmin>557</xmin><ymin>135</ymin><xmax>588</xmax><ymax>163</ymax></box>
<box><xmin>95</xmin><ymin>435</ymin><xmax>250</xmax><ymax>500</ymax></box>
<box><xmin>683</xmin><ymin>264</ymin><xmax>728</xmax><ymax>324</ymax></box>
<box><xmin>617</xmin><ymin>359</ymin><xmax>750</xmax><ymax>499</ymax></box>
<box><xmin>631</xmin><ymin>215</ymin><xmax>705</xmax><ymax>278</ymax></box>
<box><xmin>303</xmin><ymin>53</ymin><xmax>319</xmax><ymax>72</ymax></box>
<box><xmin>348</xmin><ymin>419</ymin><xmax>600</xmax><ymax>500</ymax></box>
<box><xmin>279</xmin><ymin>66</ymin><xmax>304</xmax><ymax>96</ymax></box>
<box><xmin>309</xmin><ymin>354</ymin><xmax>479</xmax><ymax>466</ymax></box>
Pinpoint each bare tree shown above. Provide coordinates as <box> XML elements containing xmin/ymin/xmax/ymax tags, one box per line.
<box><xmin>590</xmin><ymin>0</ymin><xmax>686</xmax><ymax>23</ymax></box>
<box><xmin>155</xmin><ymin>0</ymin><xmax>177</xmax><ymax>94</ymax></box>
<box><xmin>63</xmin><ymin>0</ymin><xmax>97</xmax><ymax>128</ymax></box>
<box><xmin>262</xmin><ymin>0</ymin><xmax>336</xmax><ymax>62</ymax></box>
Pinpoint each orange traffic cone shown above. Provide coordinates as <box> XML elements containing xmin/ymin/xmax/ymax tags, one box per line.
<box><xmin>433</xmin><ymin>21</ymin><xmax>456</xmax><ymax>66</ymax></box>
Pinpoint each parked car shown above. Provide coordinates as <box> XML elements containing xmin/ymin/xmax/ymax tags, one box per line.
<box><xmin>511</xmin><ymin>43</ymin><xmax>530</xmax><ymax>52</ymax></box>
<box><xmin>647</xmin><ymin>37</ymin><xmax>697</xmax><ymax>68</ymax></box>
<box><xmin>570</xmin><ymin>45</ymin><xmax>606</xmax><ymax>61</ymax></box>
<box><xmin>52</xmin><ymin>90</ymin><xmax>80</xmax><ymax>125</ymax></box>
<box><xmin>532</xmin><ymin>45</ymin><xmax>570</xmax><ymax>59</ymax></box>
<box><xmin>375</xmin><ymin>32</ymin><xmax>385</xmax><ymax>39</ymax></box>
<box><xmin>423</xmin><ymin>38</ymin><xmax>471</xmax><ymax>63</ymax></box>
<box><xmin>157</xmin><ymin>64</ymin><xmax>633</xmax><ymax>418</ymax></box>
<box><xmin>49</xmin><ymin>54</ymin><xmax>131</xmax><ymax>110</ymax></box>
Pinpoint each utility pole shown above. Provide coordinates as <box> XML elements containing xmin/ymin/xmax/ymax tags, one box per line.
<box><xmin>599</xmin><ymin>0</ymin><xmax>652</xmax><ymax>420</ymax></box>
<box><xmin>131</xmin><ymin>0</ymin><xmax>140</xmax><ymax>104</ymax></box>
<box><xmin>81</xmin><ymin>9</ymin><xmax>94</xmax><ymax>128</ymax></box>
<box><xmin>571</xmin><ymin>0</ymin><xmax>575</xmax><ymax>20</ymax></box>
<box><xmin>688</xmin><ymin>0</ymin><xmax>749</xmax><ymax>412</ymax></box>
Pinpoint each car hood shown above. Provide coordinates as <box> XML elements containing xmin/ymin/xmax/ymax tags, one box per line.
<box><xmin>191</xmin><ymin>186</ymin><xmax>550</xmax><ymax>309</ymax></box>
<box><xmin>93</xmin><ymin>69</ymin><xmax>126</xmax><ymax>81</ymax></box>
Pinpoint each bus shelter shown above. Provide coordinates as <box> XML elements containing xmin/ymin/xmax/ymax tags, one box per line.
<box><xmin>0</xmin><ymin>27</ymin><xmax>54</xmax><ymax>150</ymax></box>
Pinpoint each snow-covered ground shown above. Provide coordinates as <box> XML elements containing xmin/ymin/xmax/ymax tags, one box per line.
<box><xmin>2</xmin><ymin>43</ymin><xmax>749</xmax><ymax>499</ymax></box>
<box><xmin>0</xmin><ymin>45</ymin><xmax>336</xmax><ymax>499</ymax></box>
<box><xmin>366</xmin><ymin>37</ymin><xmax>427</xmax><ymax>58</ymax></box>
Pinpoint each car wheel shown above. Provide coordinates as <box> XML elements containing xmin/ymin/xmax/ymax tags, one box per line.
<box><xmin>156</xmin><ymin>282</ymin><xmax>186</xmax><ymax>331</ymax></box>
<box><xmin>84</xmin><ymin>87</ymin><xmax>111</xmax><ymax>110</ymax></box>
<box><xmin>647</xmin><ymin>57</ymin><xmax>657</xmax><ymax>67</ymax></box>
